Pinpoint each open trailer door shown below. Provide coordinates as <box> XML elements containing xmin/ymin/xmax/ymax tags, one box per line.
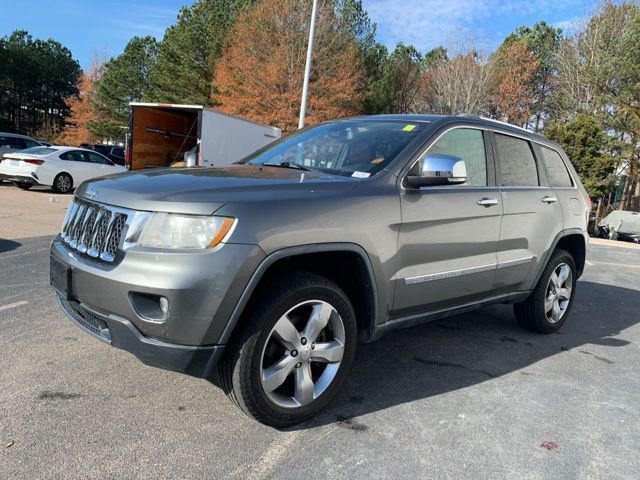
<box><xmin>127</xmin><ymin>103</ymin><xmax>281</xmax><ymax>171</ymax></box>
<box><xmin>128</xmin><ymin>103</ymin><xmax>201</xmax><ymax>170</ymax></box>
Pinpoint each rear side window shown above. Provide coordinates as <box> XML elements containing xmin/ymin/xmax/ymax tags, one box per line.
<box><xmin>23</xmin><ymin>139</ymin><xmax>40</xmax><ymax>148</ymax></box>
<box><xmin>495</xmin><ymin>134</ymin><xmax>539</xmax><ymax>186</ymax></box>
<box><xmin>0</xmin><ymin>136</ymin><xmax>20</xmax><ymax>149</ymax></box>
<box><xmin>60</xmin><ymin>150</ymin><xmax>87</xmax><ymax>162</ymax></box>
<box><xmin>111</xmin><ymin>147</ymin><xmax>125</xmax><ymax>158</ymax></box>
<box><xmin>539</xmin><ymin>146</ymin><xmax>572</xmax><ymax>187</ymax></box>
<box><xmin>425</xmin><ymin>128</ymin><xmax>487</xmax><ymax>186</ymax></box>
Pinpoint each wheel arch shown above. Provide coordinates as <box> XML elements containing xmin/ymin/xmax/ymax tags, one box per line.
<box><xmin>219</xmin><ymin>243</ymin><xmax>380</xmax><ymax>345</ymax></box>
<box><xmin>534</xmin><ymin>229</ymin><xmax>588</xmax><ymax>286</ymax></box>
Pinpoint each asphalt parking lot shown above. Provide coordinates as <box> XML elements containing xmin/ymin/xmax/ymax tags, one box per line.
<box><xmin>1</xmin><ymin>187</ymin><xmax>639</xmax><ymax>479</ymax></box>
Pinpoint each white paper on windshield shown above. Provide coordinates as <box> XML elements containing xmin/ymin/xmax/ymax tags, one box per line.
<box><xmin>351</xmin><ymin>171</ymin><xmax>371</xmax><ymax>178</ymax></box>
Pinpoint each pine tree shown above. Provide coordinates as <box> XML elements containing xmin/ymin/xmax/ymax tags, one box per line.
<box><xmin>90</xmin><ymin>36</ymin><xmax>157</xmax><ymax>139</ymax></box>
<box><xmin>146</xmin><ymin>0</ymin><xmax>251</xmax><ymax>105</ymax></box>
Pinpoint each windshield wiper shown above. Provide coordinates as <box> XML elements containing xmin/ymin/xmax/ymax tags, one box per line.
<box><xmin>262</xmin><ymin>161</ymin><xmax>311</xmax><ymax>172</ymax></box>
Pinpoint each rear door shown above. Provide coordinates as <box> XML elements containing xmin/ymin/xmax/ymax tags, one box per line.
<box><xmin>492</xmin><ymin>132</ymin><xmax>563</xmax><ymax>292</ymax></box>
<box><xmin>393</xmin><ymin>126</ymin><xmax>503</xmax><ymax>317</ymax></box>
<box><xmin>59</xmin><ymin>150</ymin><xmax>95</xmax><ymax>184</ymax></box>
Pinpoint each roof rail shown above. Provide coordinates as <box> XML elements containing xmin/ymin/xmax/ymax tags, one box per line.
<box><xmin>455</xmin><ymin>114</ymin><xmax>533</xmax><ymax>133</ymax></box>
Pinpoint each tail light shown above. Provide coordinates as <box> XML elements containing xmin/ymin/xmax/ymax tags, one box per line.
<box><xmin>23</xmin><ymin>159</ymin><xmax>44</xmax><ymax>165</ymax></box>
<box><xmin>584</xmin><ymin>193</ymin><xmax>592</xmax><ymax>225</ymax></box>
<box><xmin>196</xmin><ymin>150</ymin><xmax>201</xmax><ymax>166</ymax></box>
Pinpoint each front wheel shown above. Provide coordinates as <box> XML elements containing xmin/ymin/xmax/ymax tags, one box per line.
<box><xmin>514</xmin><ymin>249</ymin><xmax>577</xmax><ymax>333</ymax></box>
<box><xmin>219</xmin><ymin>271</ymin><xmax>357</xmax><ymax>428</ymax></box>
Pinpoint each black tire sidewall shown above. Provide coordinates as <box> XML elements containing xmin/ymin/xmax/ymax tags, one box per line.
<box><xmin>231</xmin><ymin>274</ymin><xmax>357</xmax><ymax>426</ymax></box>
<box><xmin>532</xmin><ymin>250</ymin><xmax>577</xmax><ymax>332</ymax></box>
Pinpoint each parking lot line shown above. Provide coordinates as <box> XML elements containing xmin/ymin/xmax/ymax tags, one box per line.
<box><xmin>0</xmin><ymin>300</ymin><xmax>29</xmax><ymax>311</ymax></box>
<box><xmin>587</xmin><ymin>260</ymin><xmax>640</xmax><ymax>270</ymax></box>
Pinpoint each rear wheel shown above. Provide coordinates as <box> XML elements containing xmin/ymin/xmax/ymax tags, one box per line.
<box><xmin>52</xmin><ymin>173</ymin><xmax>73</xmax><ymax>193</ymax></box>
<box><xmin>514</xmin><ymin>249</ymin><xmax>577</xmax><ymax>333</ymax></box>
<box><xmin>219</xmin><ymin>271</ymin><xmax>357</xmax><ymax>428</ymax></box>
<box><xmin>14</xmin><ymin>183</ymin><xmax>32</xmax><ymax>190</ymax></box>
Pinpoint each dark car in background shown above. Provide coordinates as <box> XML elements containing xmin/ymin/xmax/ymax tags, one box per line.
<box><xmin>80</xmin><ymin>143</ymin><xmax>126</xmax><ymax>166</ymax></box>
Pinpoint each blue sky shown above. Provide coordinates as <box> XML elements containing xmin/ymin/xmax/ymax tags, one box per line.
<box><xmin>0</xmin><ymin>0</ymin><xmax>596</xmax><ymax>68</ymax></box>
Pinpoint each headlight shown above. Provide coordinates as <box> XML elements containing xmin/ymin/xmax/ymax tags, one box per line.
<box><xmin>137</xmin><ymin>213</ymin><xmax>235</xmax><ymax>249</ymax></box>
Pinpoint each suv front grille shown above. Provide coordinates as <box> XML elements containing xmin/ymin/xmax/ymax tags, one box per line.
<box><xmin>61</xmin><ymin>198</ymin><xmax>129</xmax><ymax>262</ymax></box>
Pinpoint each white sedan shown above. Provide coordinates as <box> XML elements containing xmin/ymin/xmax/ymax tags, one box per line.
<box><xmin>0</xmin><ymin>146</ymin><xmax>127</xmax><ymax>193</ymax></box>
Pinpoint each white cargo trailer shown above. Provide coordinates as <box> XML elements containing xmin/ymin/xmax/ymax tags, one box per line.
<box><xmin>126</xmin><ymin>103</ymin><xmax>281</xmax><ymax>170</ymax></box>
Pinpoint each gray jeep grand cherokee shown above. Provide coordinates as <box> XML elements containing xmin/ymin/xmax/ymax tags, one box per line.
<box><xmin>50</xmin><ymin>115</ymin><xmax>589</xmax><ymax>427</ymax></box>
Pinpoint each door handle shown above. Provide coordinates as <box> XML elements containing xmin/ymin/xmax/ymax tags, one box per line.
<box><xmin>477</xmin><ymin>198</ymin><xmax>499</xmax><ymax>207</ymax></box>
<box><xmin>541</xmin><ymin>196</ymin><xmax>558</xmax><ymax>204</ymax></box>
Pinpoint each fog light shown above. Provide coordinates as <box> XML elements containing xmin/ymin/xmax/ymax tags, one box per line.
<box><xmin>129</xmin><ymin>292</ymin><xmax>169</xmax><ymax>324</ymax></box>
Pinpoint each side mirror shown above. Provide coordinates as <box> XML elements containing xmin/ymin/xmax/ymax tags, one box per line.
<box><xmin>406</xmin><ymin>153</ymin><xmax>467</xmax><ymax>188</ymax></box>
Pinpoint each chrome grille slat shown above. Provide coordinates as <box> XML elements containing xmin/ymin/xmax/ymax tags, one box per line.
<box><xmin>60</xmin><ymin>198</ymin><xmax>131</xmax><ymax>263</ymax></box>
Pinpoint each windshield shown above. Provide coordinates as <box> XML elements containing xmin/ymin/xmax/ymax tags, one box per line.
<box><xmin>239</xmin><ymin>120</ymin><xmax>425</xmax><ymax>176</ymax></box>
<box><xmin>21</xmin><ymin>147</ymin><xmax>56</xmax><ymax>155</ymax></box>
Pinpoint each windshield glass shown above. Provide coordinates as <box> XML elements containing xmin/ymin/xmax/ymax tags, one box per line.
<box><xmin>21</xmin><ymin>147</ymin><xmax>56</xmax><ymax>155</ymax></box>
<box><xmin>239</xmin><ymin>120</ymin><xmax>425</xmax><ymax>176</ymax></box>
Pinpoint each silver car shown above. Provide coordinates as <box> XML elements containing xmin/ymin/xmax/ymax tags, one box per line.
<box><xmin>0</xmin><ymin>132</ymin><xmax>42</xmax><ymax>183</ymax></box>
<box><xmin>50</xmin><ymin>115</ymin><xmax>589</xmax><ymax>427</ymax></box>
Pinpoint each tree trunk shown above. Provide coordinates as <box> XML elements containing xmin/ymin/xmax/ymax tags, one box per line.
<box><xmin>620</xmin><ymin>171</ymin><xmax>631</xmax><ymax>210</ymax></box>
<box><xmin>633</xmin><ymin>171</ymin><xmax>640</xmax><ymax>211</ymax></box>
<box><xmin>594</xmin><ymin>196</ymin><xmax>605</xmax><ymax>233</ymax></box>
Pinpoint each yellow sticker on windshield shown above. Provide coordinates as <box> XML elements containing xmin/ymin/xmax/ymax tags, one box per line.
<box><xmin>402</xmin><ymin>124</ymin><xmax>416</xmax><ymax>131</ymax></box>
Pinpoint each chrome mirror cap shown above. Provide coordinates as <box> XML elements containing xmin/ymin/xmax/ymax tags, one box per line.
<box><xmin>406</xmin><ymin>153</ymin><xmax>467</xmax><ymax>188</ymax></box>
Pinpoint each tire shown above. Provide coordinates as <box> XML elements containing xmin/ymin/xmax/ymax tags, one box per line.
<box><xmin>514</xmin><ymin>249</ymin><xmax>577</xmax><ymax>333</ymax></box>
<box><xmin>15</xmin><ymin>183</ymin><xmax>32</xmax><ymax>190</ymax></box>
<box><xmin>52</xmin><ymin>173</ymin><xmax>73</xmax><ymax>193</ymax></box>
<box><xmin>219</xmin><ymin>270</ymin><xmax>357</xmax><ymax>428</ymax></box>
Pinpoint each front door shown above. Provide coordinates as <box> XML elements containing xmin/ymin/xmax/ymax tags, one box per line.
<box><xmin>393</xmin><ymin>126</ymin><xmax>503</xmax><ymax>317</ymax></box>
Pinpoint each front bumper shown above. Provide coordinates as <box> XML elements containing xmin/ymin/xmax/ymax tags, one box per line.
<box><xmin>50</xmin><ymin>234</ymin><xmax>265</xmax><ymax>376</ymax></box>
<box><xmin>57</xmin><ymin>295</ymin><xmax>223</xmax><ymax>377</ymax></box>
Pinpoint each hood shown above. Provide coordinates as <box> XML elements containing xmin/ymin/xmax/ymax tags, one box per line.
<box><xmin>75</xmin><ymin>164</ymin><xmax>359</xmax><ymax>215</ymax></box>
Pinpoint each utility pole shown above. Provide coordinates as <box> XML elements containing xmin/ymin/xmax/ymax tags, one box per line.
<box><xmin>298</xmin><ymin>0</ymin><xmax>318</xmax><ymax>129</ymax></box>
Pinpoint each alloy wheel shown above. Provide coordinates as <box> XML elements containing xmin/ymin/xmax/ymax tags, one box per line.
<box><xmin>260</xmin><ymin>300</ymin><xmax>345</xmax><ymax>409</ymax></box>
<box><xmin>57</xmin><ymin>175</ymin><xmax>71</xmax><ymax>193</ymax></box>
<box><xmin>545</xmin><ymin>263</ymin><xmax>572</xmax><ymax>323</ymax></box>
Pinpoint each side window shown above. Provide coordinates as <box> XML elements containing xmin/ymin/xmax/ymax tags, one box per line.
<box><xmin>539</xmin><ymin>146</ymin><xmax>573</xmax><ymax>187</ymax></box>
<box><xmin>0</xmin><ymin>137</ymin><xmax>16</xmax><ymax>149</ymax></box>
<box><xmin>422</xmin><ymin>128</ymin><xmax>487</xmax><ymax>186</ymax></box>
<box><xmin>495</xmin><ymin>134</ymin><xmax>539</xmax><ymax>186</ymax></box>
<box><xmin>59</xmin><ymin>150</ymin><xmax>87</xmax><ymax>162</ymax></box>
<box><xmin>85</xmin><ymin>151</ymin><xmax>111</xmax><ymax>165</ymax></box>
<box><xmin>23</xmin><ymin>139</ymin><xmax>40</xmax><ymax>148</ymax></box>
